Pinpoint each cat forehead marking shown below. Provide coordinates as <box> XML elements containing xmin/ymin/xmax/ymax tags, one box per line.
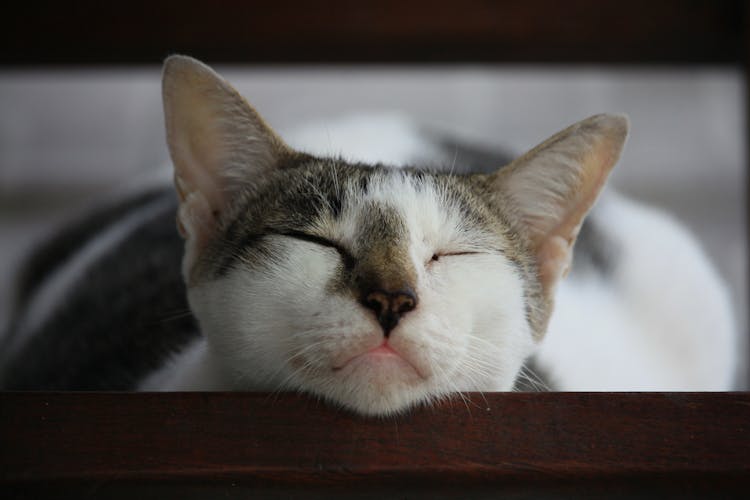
<box><xmin>328</xmin><ymin>168</ymin><xmax>452</xmax><ymax>251</ymax></box>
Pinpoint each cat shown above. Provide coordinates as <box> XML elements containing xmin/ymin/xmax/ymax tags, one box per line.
<box><xmin>0</xmin><ymin>56</ymin><xmax>738</xmax><ymax>416</ymax></box>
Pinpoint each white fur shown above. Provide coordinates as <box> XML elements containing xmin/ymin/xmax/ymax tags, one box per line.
<box><xmin>537</xmin><ymin>193</ymin><xmax>737</xmax><ymax>390</ymax></box>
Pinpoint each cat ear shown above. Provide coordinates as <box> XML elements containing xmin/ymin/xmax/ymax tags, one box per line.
<box><xmin>162</xmin><ymin>55</ymin><xmax>292</xmax><ymax>258</ymax></box>
<box><xmin>491</xmin><ymin>114</ymin><xmax>629</xmax><ymax>294</ymax></box>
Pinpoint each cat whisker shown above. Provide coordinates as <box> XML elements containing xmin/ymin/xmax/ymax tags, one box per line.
<box><xmin>154</xmin><ymin>309</ymin><xmax>194</xmax><ymax>324</ymax></box>
<box><xmin>515</xmin><ymin>364</ymin><xmax>551</xmax><ymax>392</ymax></box>
<box><xmin>452</xmin><ymin>390</ymin><xmax>473</xmax><ymax>416</ymax></box>
<box><xmin>265</xmin><ymin>340</ymin><xmax>331</xmax><ymax>393</ymax></box>
<box><xmin>431</xmin><ymin>361</ymin><xmax>476</xmax><ymax>417</ymax></box>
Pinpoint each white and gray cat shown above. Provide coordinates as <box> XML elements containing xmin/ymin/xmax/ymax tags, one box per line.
<box><xmin>0</xmin><ymin>56</ymin><xmax>738</xmax><ymax>416</ymax></box>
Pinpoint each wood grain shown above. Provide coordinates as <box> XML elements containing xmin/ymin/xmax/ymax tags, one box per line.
<box><xmin>2</xmin><ymin>0</ymin><xmax>743</xmax><ymax>65</ymax></box>
<box><xmin>1</xmin><ymin>392</ymin><xmax>749</xmax><ymax>497</ymax></box>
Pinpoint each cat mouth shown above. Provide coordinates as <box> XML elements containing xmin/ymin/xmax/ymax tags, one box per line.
<box><xmin>332</xmin><ymin>340</ymin><xmax>428</xmax><ymax>380</ymax></box>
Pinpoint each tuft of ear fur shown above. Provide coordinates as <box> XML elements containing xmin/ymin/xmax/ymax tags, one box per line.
<box><xmin>491</xmin><ymin>114</ymin><xmax>629</xmax><ymax>297</ymax></box>
<box><xmin>162</xmin><ymin>55</ymin><xmax>293</xmax><ymax>279</ymax></box>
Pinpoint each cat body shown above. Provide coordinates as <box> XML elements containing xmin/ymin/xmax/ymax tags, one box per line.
<box><xmin>0</xmin><ymin>57</ymin><xmax>738</xmax><ymax>415</ymax></box>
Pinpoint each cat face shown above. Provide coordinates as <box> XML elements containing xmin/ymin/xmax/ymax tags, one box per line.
<box><xmin>162</xmin><ymin>55</ymin><xmax>628</xmax><ymax>415</ymax></box>
<box><xmin>188</xmin><ymin>163</ymin><xmax>535</xmax><ymax>414</ymax></box>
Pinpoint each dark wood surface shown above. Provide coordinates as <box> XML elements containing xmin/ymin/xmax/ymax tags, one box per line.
<box><xmin>2</xmin><ymin>0</ymin><xmax>743</xmax><ymax>65</ymax></box>
<box><xmin>1</xmin><ymin>392</ymin><xmax>749</xmax><ymax>498</ymax></box>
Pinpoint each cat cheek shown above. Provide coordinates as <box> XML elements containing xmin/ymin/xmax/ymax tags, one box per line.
<box><xmin>410</xmin><ymin>284</ymin><xmax>470</xmax><ymax>351</ymax></box>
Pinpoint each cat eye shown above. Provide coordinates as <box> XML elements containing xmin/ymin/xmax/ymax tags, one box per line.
<box><xmin>429</xmin><ymin>251</ymin><xmax>481</xmax><ymax>264</ymax></box>
<box><xmin>271</xmin><ymin>229</ymin><xmax>355</xmax><ymax>268</ymax></box>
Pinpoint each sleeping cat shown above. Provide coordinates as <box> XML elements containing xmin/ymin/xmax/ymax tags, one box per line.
<box><xmin>0</xmin><ymin>56</ymin><xmax>738</xmax><ymax>416</ymax></box>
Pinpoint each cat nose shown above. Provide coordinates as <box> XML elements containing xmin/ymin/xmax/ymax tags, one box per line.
<box><xmin>362</xmin><ymin>288</ymin><xmax>418</xmax><ymax>336</ymax></box>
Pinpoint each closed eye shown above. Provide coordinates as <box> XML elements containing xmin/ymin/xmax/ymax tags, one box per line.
<box><xmin>271</xmin><ymin>229</ymin><xmax>355</xmax><ymax>268</ymax></box>
<box><xmin>430</xmin><ymin>251</ymin><xmax>482</xmax><ymax>263</ymax></box>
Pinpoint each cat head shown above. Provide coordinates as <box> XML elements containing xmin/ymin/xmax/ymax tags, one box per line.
<box><xmin>162</xmin><ymin>55</ymin><xmax>628</xmax><ymax>416</ymax></box>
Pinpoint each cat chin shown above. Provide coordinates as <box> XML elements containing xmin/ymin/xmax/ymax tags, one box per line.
<box><xmin>306</xmin><ymin>377</ymin><xmax>441</xmax><ymax>417</ymax></box>
<box><xmin>333</xmin><ymin>343</ymin><xmax>426</xmax><ymax>380</ymax></box>
<box><xmin>283</xmin><ymin>340</ymin><xmax>437</xmax><ymax>416</ymax></box>
<box><xmin>298</xmin><ymin>338</ymin><xmax>519</xmax><ymax>416</ymax></box>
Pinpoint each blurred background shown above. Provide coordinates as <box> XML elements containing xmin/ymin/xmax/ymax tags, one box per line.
<box><xmin>1</xmin><ymin>1</ymin><xmax>746</xmax><ymax>386</ymax></box>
